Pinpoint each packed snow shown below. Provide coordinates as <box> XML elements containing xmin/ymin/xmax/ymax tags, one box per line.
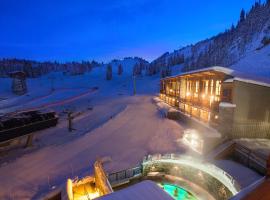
<box><xmin>97</xmin><ymin>181</ymin><xmax>174</xmax><ymax>200</ymax></box>
<box><xmin>0</xmin><ymin>63</ymin><xmax>193</xmax><ymax>199</ymax></box>
<box><xmin>0</xmin><ymin>61</ymin><xmax>265</xmax><ymax>199</ymax></box>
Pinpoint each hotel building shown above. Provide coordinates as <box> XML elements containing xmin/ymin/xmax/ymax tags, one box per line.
<box><xmin>160</xmin><ymin>66</ymin><xmax>270</xmax><ymax>138</ymax></box>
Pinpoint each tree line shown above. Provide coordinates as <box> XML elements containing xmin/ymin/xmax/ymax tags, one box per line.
<box><xmin>0</xmin><ymin>58</ymin><xmax>101</xmax><ymax>78</ymax></box>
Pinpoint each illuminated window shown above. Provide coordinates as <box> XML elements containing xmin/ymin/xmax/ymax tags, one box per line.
<box><xmin>200</xmin><ymin>110</ymin><xmax>210</xmax><ymax>122</ymax></box>
<box><xmin>210</xmin><ymin>80</ymin><xmax>214</xmax><ymax>95</ymax></box>
<box><xmin>215</xmin><ymin>80</ymin><xmax>221</xmax><ymax>96</ymax></box>
<box><xmin>185</xmin><ymin>104</ymin><xmax>191</xmax><ymax>114</ymax></box>
<box><xmin>179</xmin><ymin>103</ymin><xmax>185</xmax><ymax>111</ymax></box>
<box><xmin>205</xmin><ymin>80</ymin><xmax>209</xmax><ymax>95</ymax></box>
<box><xmin>194</xmin><ymin>81</ymin><xmax>199</xmax><ymax>98</ymax></box>
<box><xmin>192</xmin><ymin>107</ymin><xmax>200</xmax><ymax>118</ymax></box>
<box><xmin>172</xmin><ymin>82</ymin><xmax>176</xmax><ymax>94</ymax></box>
<box><xmin>186</xmin><ymin>80</ymin><xmax>192</xmax><ymax>97</ymax></box>
<box><xmin>215</xmin><ymin>80</ymin><xmax>221</xmax><ymax>101</ymax></box>
<box><xmin>188</xmin><ymin>81</ymin><xmax>192</xmax><ymax>92</ymax></box>
<box><xmin>195</xmin><ymin>81</ymin><xmax>199</xmax><ymax>93</ymax></box>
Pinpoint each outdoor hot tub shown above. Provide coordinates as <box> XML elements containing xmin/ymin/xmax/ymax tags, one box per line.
<box><xmin>158</xmin><ymin>183</ymin><xmax>197</xmax><ymax>200</ymax></box>
<box><xmin>108</xmin><ymin>154</ymin><xmax>241</xmax><ymax>200</ymax></box>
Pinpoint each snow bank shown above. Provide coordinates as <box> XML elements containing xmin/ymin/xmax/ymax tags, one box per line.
<box><xmin>97</xmin><ymin>181</ymin><xmax>173</xmax><ymax>200</ymax></box>
<box><xmin>219</xmin><ymin>102</ymin><xmax>236</xmax><ymax>108</ymax></box>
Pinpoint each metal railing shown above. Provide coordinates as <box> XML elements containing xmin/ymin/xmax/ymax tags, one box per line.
<box><xmin>142</xmin><ymin>153</ymin><xmax>241</xmax><ymax>194</ymax></box>
<box><xmin>107</xmin><ymin>166</ymin><xmax>142</xmax><ymax>187</ymax></box>
<box><xmin>234</xmin><ymin>143</ymin><xmax>267</xmax><ymax>174</ymax></box>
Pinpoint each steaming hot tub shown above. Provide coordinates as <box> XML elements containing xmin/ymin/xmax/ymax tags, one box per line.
<box><xmin>158</xmin><ymin>183</ymin><xmax>197</xmax><ymax>200</ymax></box>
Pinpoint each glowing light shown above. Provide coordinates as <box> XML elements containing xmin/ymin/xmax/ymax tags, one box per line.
<box><xmin>143</xmin><ymin>155</ymin><xmax>239</xmax><ymax>195</ymax></box>
<box><xmin>191</xmin><ymin>133</ymin><xmax>199</xmax><ymax>140</ymax></box>
<box><xmin>186</xmin><ymin>92</ymin><xmax>191</xmax><ymax>97</ymax></box>
<box><xmin>210</xmin><ymin>96</ymin><xmax>215</xmax><ymax>100</ymax></box>
<box><xmin>76</xmin><ymin>191</ymin><xmax>100</xmax><ymax>200</ymax></box>
<box><xmin>202</xmin><ymin>94</ymin><xmax>206</xmax><ymax>99</ymax></box>
<box><xmin>215</xmin><ymin>115</ymin><xmax>219</xmax><ymax>119</ymax></box>
<box><xmin>182</xmin><ymin>129</ymin><xmax>202</xmax><ymax>154</ymax></box>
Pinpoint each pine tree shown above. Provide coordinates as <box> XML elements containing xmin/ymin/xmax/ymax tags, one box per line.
<box><xmin>133</xmin><ymin>63</ymin><xmax>141</xmax><ymax>76</ymax></box>
<box><xmin>160</xmin><ymin>66</ymin><xmax>171</xmax><ymax>78</ymax></box>
<box><xmin>231</xmin><ymin>24</ymin><xmax>235</xmax><ymax>31</ymax></box>
<box><xmin>117</xmin><ymin>64</ymin><xmax>123</xmax><ymax>75</ymax></box>
<box><xmin>106</xmin><ymin>64</ymin><xmax>112</xmax><ymax>80</ymax></box>
<box><xmin>240</xmin><ymin>9</ymin><xmax>246</xmax><ymax>23</ymax></box>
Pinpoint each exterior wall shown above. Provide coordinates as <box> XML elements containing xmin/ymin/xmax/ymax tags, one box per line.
<box><xmin>231</xmin><ymin>81</ymin><xmax>270</xmax><ymax>138</ymax></box>
<box><xmin>12</xmin><ymin>77</ymin><xmax>27</xmax><ymax>95</ymax></box>
<box><xmin>218</xmin><ymin>105</ymin><xmax>235</xmax><ymax>137</ymax></box>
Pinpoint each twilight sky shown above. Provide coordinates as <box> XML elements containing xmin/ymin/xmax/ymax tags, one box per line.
<box><xmin>0</xmin><ymin>0</ymin><xmax>260</xmax><ymax>62</ymax></box>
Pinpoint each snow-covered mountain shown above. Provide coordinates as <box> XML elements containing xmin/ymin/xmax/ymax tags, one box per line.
<box><xmin>151</xmin><ymin>1</ymin><xmax>270</xmax><ymax>78</ymax></box>
<box><xmin>108</xmin><ymin>57</ymin><xmax>149</xmax><ymax>75</ymax></box>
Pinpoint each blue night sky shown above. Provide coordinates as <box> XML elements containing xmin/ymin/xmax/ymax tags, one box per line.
<box><xmin>0</xmin><ymin>0</ymin><xmax>261</xmax><ymax>62</ymax></box>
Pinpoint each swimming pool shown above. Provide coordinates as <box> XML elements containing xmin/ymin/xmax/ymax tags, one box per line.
<box><xmin>158</xmin><ymin>183</ymin><xmax>197</xmax><ymax>200</ymax></box>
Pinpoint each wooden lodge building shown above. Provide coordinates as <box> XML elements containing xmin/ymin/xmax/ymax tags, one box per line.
<box><xmin>160</xmin><ymin>66</ymin><xmax>270</xmax><ymax>139</ymax></box>
<box><xmin>9</xmin><ymin>71</ymin><xmax>27</xmax><ymax>95</ymax></box>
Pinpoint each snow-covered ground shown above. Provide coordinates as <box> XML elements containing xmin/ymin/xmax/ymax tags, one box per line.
<box><xmin>0</xmin><ymin>64</ymin><xmax>191</xmax><ymax>199</ymax></box>
<box><xmin>0</xmin><ymin>63</ymin><xmax>264</xmax><ymax>199</ymax></box>
<box><xmin>0</xmin><ymin>92</ymin><xmax>190</xmax><ymax>199</ymax></box>
<box><xmin>0</xmin><ymin>66</ymin><xmax>128</xmax><ymax>113</ymax></box>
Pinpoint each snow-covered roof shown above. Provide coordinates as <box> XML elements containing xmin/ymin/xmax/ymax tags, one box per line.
<box><xmin>97</xmin><ymin>181</ymin><xmax>173</xmax><ymax>200</ymax></box>
<box><xmin>181</xmin><ymin>66</ymin><xmax>234</xmax><ymax>76</ymax></box>
<box><xmin>219</xmin><ymin>102</ymin><xmax>236</xmax><ymax>108</ymax></box>
<box><xmin>162</xmin><ymin>66</ymin><xmax>270</xmax><ymax>88</ymax></box>
<box><xmin>231</xmin><ymin>77</ymin><xmax>270</xmax><ymax>88</ymax></box>
<box><xmin>162</xmin><ymin>66</ymin><xmax>233</xmax><ymax>80</ymax></box>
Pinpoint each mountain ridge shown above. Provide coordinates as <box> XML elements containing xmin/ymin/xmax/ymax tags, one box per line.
<box><xmin>150</xmin><ymin>1</ymin><xmax>270</xmax><ymax>79</ymax></box>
